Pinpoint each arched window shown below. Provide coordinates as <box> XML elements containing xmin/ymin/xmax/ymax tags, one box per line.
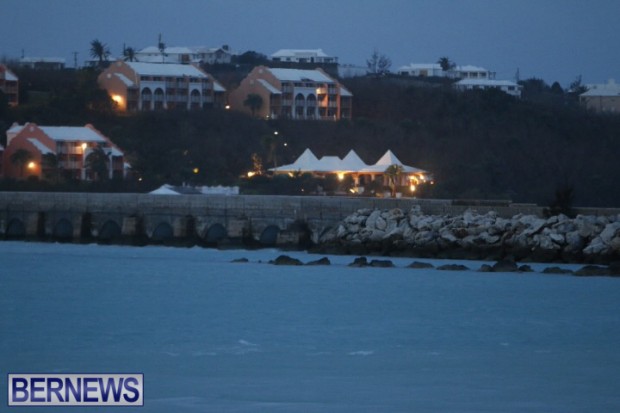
<box><xmin>154</xmin><ymin>88</ymin><xmax>165</xmax><ymax>110</ymax></box>
<box><xmin>190</xmin><ymin>89</ymin><xmax>201</xmax><ymax>109</ymax></box>
<box><xmin>141</xmin><ymin>87</ymin><xmax>152</xmax><ymax>110</ymax></box>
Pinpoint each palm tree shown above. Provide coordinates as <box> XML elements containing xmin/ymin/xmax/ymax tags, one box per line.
<box><xmin>384</xmin><ymin>164</ymin><xmax>404</xmax><ymax>197</ymax></box>
<box><xmin>41</xmin><ymin>153</ymin><xmax>61</xmax><ymax>183</ymax></box>
<box><xmin>437</xmin><ymin>56</ymin><xmax>455</xmax><ymax>72</ymax></box>
<box><xmin>85</xmin><ymin>146</ymin><xmax>110</xmax><ymax>181</ymax></box>
<box><xmin>123</xmin><ymin>46</ymin><xmax>137</xmax><ymax>62</ymax></box>
<box><xmin>90</xmin><ymin>39</ymin><xmax>111</xmax><ymax>68</ymax></box>
<box><xmin>261</xmin><ymin>133</ymin><xmax>279</xmax><ymax>169</ymax></box>
<box><xmin>10</xmin><ymin>148</ymin><xmax>33</xmax><ymax>178</ymax></box>
<box><xmin>244</xmin><ymin>94</ymin><xmax>263</xmax><ymax>117</ymax></box>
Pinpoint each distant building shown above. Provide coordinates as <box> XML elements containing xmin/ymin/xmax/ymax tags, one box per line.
<box><xmin>19</xmin><ymin>57</ymin><xmax>66</xmax><ymax>70</ymax></box>
<box><xmin>3</xmin><ymin>123</ymin><xmax>127</xmax><ymax>180</ymax></box>
<box><xmin>580</xmin><ymin>79</ymin><xmax>620</xmax><ymax>113</ymax></box>
<box><xmin>98</xmin><ymin>60</ymin><xmax>226</xmax><ymax>111</ymax></box>
<box><xmin>135</xmin><ymin>45</ymin><xmax>234</xmax><ymax>65</ymax></box>
<box><xmin>454</xmin><ymin>79</ymin><xmax>522</xmax><ymax>98</ymax></box>
<box><xmin>397</xmin><ymin>63</ymin><xmax>495</xmax><ymax>80</ymax></box>
<box><xmin>228</xmin><ymin>66</ymin><xmax>352</xmax><ymax>120</ymax></box>
<box><xmin>0</xmin><ymin>64</ymin><xmax>19</xmax><ymax>106</ymax></box>
<box><xmin>271</xmin><ymin>49</ymin><xmax>338</xmax><ymax>64</ymax></box>
<box><xmin>397</xmin><ymin>63</ymin><xmax>444</xmax><ymax>77</ymax></box>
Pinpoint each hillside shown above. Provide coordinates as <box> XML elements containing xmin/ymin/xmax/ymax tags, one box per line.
<box><xmin>2</xmin><ymin>69</ymin><xmax>620</xmax><ymax>207</ymax></box>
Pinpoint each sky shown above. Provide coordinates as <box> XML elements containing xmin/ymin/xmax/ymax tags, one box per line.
<box><xmin>1</xmin><ymin>0</ymin><xmax>618</xmax><ymax>86</ymax></box>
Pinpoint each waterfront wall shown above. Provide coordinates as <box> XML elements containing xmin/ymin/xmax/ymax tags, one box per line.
<box><xmin>0</xmin><ymin>192</ymin><xmax>618</xmax><ymax>246</ymax></box>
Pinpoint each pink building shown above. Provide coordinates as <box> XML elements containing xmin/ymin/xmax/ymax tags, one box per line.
<box><xmin>0</xmin><ymin>64</ymin><xmax>19</xmax><ymax>106</ymax></box>
<box><xmin>3</xmin><ymin>123</ymin><xmax>127</xmax><ymax>181</ymax></box>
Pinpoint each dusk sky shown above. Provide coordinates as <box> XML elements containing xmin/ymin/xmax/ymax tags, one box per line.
<box><xmin>2</xmin><ymin>0</ymin><xmax>618</xmax><ymax>86</ymax></box>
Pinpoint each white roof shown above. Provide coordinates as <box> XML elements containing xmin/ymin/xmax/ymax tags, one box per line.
<box><xmin>456</xmin><ymin>65</ymin><xmax>489</xmax><ymax>72</ymax></box>
<box><xmin>212</xmin><ymin>79</ymin><xmax>226</xmax><ymax>92</ymax></box>
<box><xmin>341</xmin><ymin>150</ymin><xmax>369</xmax><ymax>171</ymax></box>
<box><xmin>399</xmin><ymin>63</ymin><xmax>442</xmax><ymax>71</ymax></box>
<box><xmin>3</xmin><ymin>69</ymin><xmax>18</xmax><ymax>81</ymax></box>
<box><xmin>125</xmin><ymin>61</ymin><xmax>208</xmax><ymax>78</ymax></box>
<box><xmin>456</xmin><ymin>79</ymin><xmax>519</xmax><ymax>87</ymax></box>
<box><xmin>360</xmin><ymin>150</ymin><xmax>427</xmax><ymax>174</ymax></box>
<box><xmin>272</xmin><ymin>49</ymin><xmax>329</xmax><ymax>58</ymax></box>
<box><xmin>271</xmin><ymin>148</ymin><xmax>319</xmax><ymax>172</ymax></box>
<box><xmin>114</xmin><ymin>72</ymin><xmax>135</xmax><ymax>87</ymax></box>
<box><xmin>19</xmin><ymin>57</ymin><xmax>66</xmax><ymax>63</ymax></box>
<box><xmin>26</xmin><ymin>138</ymin><xmax>54</xmax><ymax>154</ymax></box>
<box><xmin>150</xmin><ymin>184</ymin><xmax>181</xmax><ymax>195</ymax></box>
<box><xmin>267</xmin><ymin>68</ymin><xmax>334</xmax><ymax>83</ymax></box>
<box><xmin>257</xmin><ymin>79</ymin><xmax>281</xmax><ymax>94</ymax></box>
<box><xmin>271</xmin><ymin>148</ymin><xmax>426</xmax><ymax>175</ymax></box>
<box><xmin>39</xmin><ymin>126</ymin><xmax>107</xmax><ymax>143</ymax></box>
<box><xmin>340</xmin><ymin>85</ymin><xmax>353</xmax><ymax>97</ymax></box>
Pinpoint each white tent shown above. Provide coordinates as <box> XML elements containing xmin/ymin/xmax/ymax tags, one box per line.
<box><xmin>270</xmin><ymin>148</ymin><xmax>319</xmax><ymax>173</ymax></box>
<box><xmin>360</xmin><ymin>150</ymin><xmax>427</xmax><ymax>174</ymax></box>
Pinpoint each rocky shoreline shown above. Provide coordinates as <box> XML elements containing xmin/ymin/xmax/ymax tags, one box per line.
<box><xmin>312</xmin><ymin>206</ymin><xmax>620</xmax><ymax>264</ymax></box>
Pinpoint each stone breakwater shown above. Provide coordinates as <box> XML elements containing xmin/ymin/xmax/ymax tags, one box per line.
<box><xmin>315</xmin><ymin>207</ymin><xmax>620</xmax><ymax>263</ymax></box>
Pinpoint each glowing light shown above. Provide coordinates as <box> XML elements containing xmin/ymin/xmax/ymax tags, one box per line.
<box><xmin>27</xmin><ymin>161</ymin><xmax>36</xmax><ymax>170</ymax></box>
<box><xmin>337</xmin><ymin>172</ymin><xmax>345</xmax><ymax>181</ymax></box>
<box><xmin>81</xmin><ymin>143</ymin><xmax>87</xmax><ymax>151</ymax></box>
<box><xmin>410</xmin><ymin>184</ymin><xmax>417</xmax><ymax>192</ymax></box>
<box><xmin>225</xmin><ymin>104</ymin><xmax>230</xmax><ymax>110</ymax></box>
<box><xmin>247</xmin><ymin>171</ymin><xmax>256</xmax><ymax>178</ymax></box>
<box><xmin>111</xmin><ymin>94</ymin><xmax>123</xmax><ymax>105</ymax></box>
<box><xmin>193</xmin><ymin>168</ymin><xmax>199</xmax><ymax>174</ymax></box>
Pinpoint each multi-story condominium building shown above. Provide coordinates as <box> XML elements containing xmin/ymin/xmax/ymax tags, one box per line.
<box><xmin>454</xmin><ymin>79</ymin><xmax>522</xmax><ymax>98</ymax></box>
<box><xmin>271</xmin><ymin>49</ymin><xmax>338</xmax><ymax>64</ymax></box>
<box><xmin>98</xmin><ymin>61</ymin><xmax>226</xmax><ymax>111</ymax></box>
<box><xmin>580</xmin><ymin>79</ymin><xmax>620</xmax><ymax>113</ymax></box>
<box><xmin>19</xmin><ymin>57</ymin><xmax>66</xmax><ymax>70</ymax></box>
<box><xmin>228</xmin><ymin>66</ymin><xmax>352</xmax><ymax>120</ymax></box>
<box><xmin>0</xmin><ymin>64</ymin><xmax>19</xmax><ymax>106</ymax></box>
<box><xmin>397</xmin><ymin>63</ymin><xmax>495</xmax><ymax>80</ymax></box>
<box><xmin>4</xmin><ymin>123</ymin><xmax>127</xmax><ymax>180</ymax></box>
<box><xmin>135</xmin><ymin>45</ymin><xmax>234</xmax><ymax>65</ymax></box>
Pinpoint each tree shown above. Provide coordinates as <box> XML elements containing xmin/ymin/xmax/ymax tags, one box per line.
<box><xmin>366</xmin><ymin>49</ymin><xmax>392</xmax><ymax>77</ymax></box>
<box><xmin>244</xmin><ymin>93</ymin><xmax>263</xmax><ymax>117</ymax></box>
<box><xmin>41</xmin><ymin>153</ymin><xmax>61</xmax><ymax>183</ymax></box>
<box><xmin>250</xmin><ymin>152</ymin><xmax>264</xmax><ymax>175</ymax></box>
<box><xmin>123</xmin><ymin>46</ymin><xmax>137</xmax><ymax>62</ymax></box>
<box><xmin>384</xmin><ymin>164</ymin><xmax>403</xmax><ymax>197</ymax></box>
<box><xmin>261</xmin><ymin>132</ymin><xmax>279</xmax><ymax>169</ymax></box>
<box><xmin>90</xmin><ymin>39</ymin><xmax>110</xmax><ymax>67</ymax></box>
<box><xmin>568</xmin><ymin>75</ymin><xmax>587</xmax><ymax>95</ymax></box>
<box><xmin>85</xmin><ymin>146</ymin><xmax>110</xmax><ymax>181</ymax></box>
<box><xmin>10</xmin><ymin>148</ymin><xmax>33</xmax><ymax>178</ymax></box>
<box><xmin>437</xmin><ymin>56</ymin><xmax>456</xmax><ymax>72</ymax></box>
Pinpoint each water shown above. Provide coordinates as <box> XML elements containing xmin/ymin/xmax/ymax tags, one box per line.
<box><xmin>1</xmin><ymin>242</ymin><xmax>620</xmax><ymax>412</ymax></box>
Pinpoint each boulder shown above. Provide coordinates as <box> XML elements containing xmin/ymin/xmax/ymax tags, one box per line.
<box><xmin>518</xmin><ymin>265</ymin><xmax>534</xmax><ymax>272</ymax></box>
<box><xmin>305</xmin><ymin>257</ymin><xmax>331</xmax><ymax>266</ymax></box>
<box><xmin>407</xmin><ymin>261</ymin><xmax>434</xmax><ymax>269</ymax></box>
<box><xmin>478</xmin><ymin>264</ymin><xmax>493</xmax><ymax>272</ymax></box>
<box><xmin>231</xmin><ymin>258</ymin><xmax>249</xmax><ymax>263</ymax></box>
<box><xmin>348</xmin><ymin>256</ymin><xmax>368</xmax><ymax>267</ymax></box>
<box><xmin>365</xmin><ymin>210</ymin><xmax>382</xmax><ymax>230</ymax></box>
<box><xmin>574</xmin><ymin>265</ymin><xmax>610</xmax><ymax>277</ymax></box>
<box><xmin>492</xmin><ymin>260</ymin><xmax>519</xmax><ymax>272</ymax></box>
<box><xmin>270</xmin><ymin>255</ymin><xmax>303</xmax><ymax>266</ymax></box>
<box><xmin>437</xmin><ymin>264</ymin><xmax>469</xmax><ymax>271</ymax></box>
<box><xmin>369</xmin><ymin>259</ymin><xmax>394</xmax><ymax>268</ymax></box>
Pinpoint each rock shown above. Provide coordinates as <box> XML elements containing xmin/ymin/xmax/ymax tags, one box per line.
<box><xmin>231</xmin><ymin>257</ymin><xmax>249</xmax><ymax>263</ymax></box>
<box><xmin>542</xmin><ymin>266</ymin><xmax>574</xmax><ymax>275</ymax></box>
<box><xmin>492</xmin><ymin>260</ymin><xmax>519</xmax><ymax>272</ymax></box>
<box><xmin>519</xmin><ymin>215</ymin><xmax>546</xmax><ymax>235</ymax></box>
<box><xmin>336</xmin><ymin>224</ymin><xmax>348</xmax><ymax>238</ymax></box>
<box><xmin>564</xmin><ymin>231</ymin><xmax>584</xmax><ymax>253</ymax></box>
<box><xmin>437</xmin><ymin>264</ymin><xmax>469</xmax><ymax>271</ymax></box>
<box><xmin>478</xmin><ymin>264</ymin><xmax>493</xmax><ymax>272</ymax></box>
<box><xmin>348</xmin><ymin>257</ymin><xmax>368</xmax><ymax>267</ymax></box>
<box><xmin>270</xmin><ymin>255</ymin><xmax>303</xmax><ymax>266</ymax></box>
<box><xmin>305</xmin><ymin>257</ymin><xmax>331</xmax><ymax>266</ymax></box>
<box><xmin>479</xmin><ymin>231</ymin><xmax>500</xmax><ymax>244</ymax></box>
<box><xmin>549</xmin><ymin>232</ymin><xmax>565</xmax><ymax>245</ymax></box>
<box><xmin>407</xmin><ymin>261</ymin><xmax>434</xmax><ymax>269</ymax></box>
<box><xmin>599</xmin><ymin>222</ymin><xmax>620</xmax><ymax>244</ymax></box>
<box><xmin>369</xmin><ymin>259</ymin><xmax>394</xmax><ymax>268</ymax></box>
<box><xmin>518</xmin><ymin>265</ymin><xmax>534</xmax><ymax>272</ymax></box>
<box><xmin>368</xmin><ymin>229</ymin><xmax>386</xmax><ymax>242</ymax></box>
<box><xmin>583</xmin><ymin>237</ymin><xmax>607</xmax><ymax>255</ymax></box>
<box><xmin>409</xmin><ymin>205</ymin><xmax>423</xmax><ymax>216</ymax></box>
<box><xmin>439</xmin><ymin>229</ymin><xmax>458</xmax><ymax>243</ymax></box>
<box><xmin>375</xmin><ymin>216</ymin><xmax>387</xmax><ymax>231</ymax></box>
<box><xmin>387</xmin><ymin>208</ymin><xmax>405</xmax><ymax>220</ymax></box>
<box><xmin>574</xmin><ymin>265</ymin><xmax>610</xmax><ymax>277</ymax></box>
<box><xmin>365</xmin><ymin>210</ymin><xmax>382</xmax><ymax>230</ymax></box>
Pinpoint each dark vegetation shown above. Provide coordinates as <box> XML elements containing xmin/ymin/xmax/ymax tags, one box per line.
<box><xmin>1</xmin><ymin>66</ymin><xmax>620</xmax><ymax>207</ymax></box>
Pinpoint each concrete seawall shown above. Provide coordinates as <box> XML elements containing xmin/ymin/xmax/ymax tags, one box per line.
<box><xmin>0</xmin><ymin>192</ymin><xmax>618</xmax><ymax>247</ymax></box>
